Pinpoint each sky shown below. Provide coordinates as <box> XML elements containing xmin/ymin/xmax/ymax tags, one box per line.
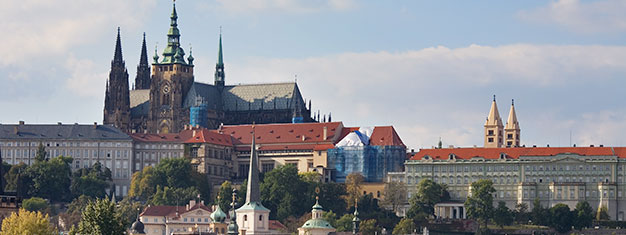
<box><xmin>2</xmin><ymin>0</ymin><xmax>626</xmax><ymax>151</ymax></box>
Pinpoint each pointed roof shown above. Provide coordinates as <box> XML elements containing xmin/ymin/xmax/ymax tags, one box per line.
<box><xmin>217</xmin><ymin>32</ymin><xmax>224</xmax><ymax>66</ymax></box>
<box><xmin>505</xmin><ymin>99</ymin><xmax>519</xmax><ymax>130</ymax></box>
<box><xmin>112</xmin><ymin>27</ymin><xmax>124</xmax><ymax>67</ymax></box>
<box><xmin>246</xmin><ymin>129</ymin><xmax>260</xmax><ymax>203</ymax></box>
<box><xmin>139</xmin><ymin>33</ymin><xmax>148</xmax><ymax>66</ymax></box>
<box><xmin>485</xmin><ymin>95</ymin><xmax>503</xmax><ymax>127</ymax></box>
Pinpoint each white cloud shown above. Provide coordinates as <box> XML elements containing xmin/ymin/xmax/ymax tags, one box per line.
<box><xmin>518</xmin><ymin>0</ymin><xmax>626</xmax><ymax>33</ymax></box>
<box><xmin>213</xmin><ymin>0</ymin><xmax>356</xmax><ymax>14</ymax></box>
<box><xmin>225</xmin><ymin>44</ymin><xmax>626</xmax><ymax>149</ymax></box>
<box><xmin>0</xmin><ymin>0</ymin><xmax>156</xmax><ymax>66</ymax></box>
<box><xmin>64</xmin><ymin>56</ymin><xmax>108</xmax><ymax>97</ymax></box>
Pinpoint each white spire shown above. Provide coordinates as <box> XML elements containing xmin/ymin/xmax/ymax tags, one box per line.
<box><xmin>485</xmin><ymin>95</ymin><xmax>503</xmax><ymax>127</ymax></box>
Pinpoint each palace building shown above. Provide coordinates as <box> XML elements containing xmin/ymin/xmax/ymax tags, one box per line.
<box><xmin>104</xmin><ymin>2</ymin><xmax>314</xmax><ymax>134</ymax></box>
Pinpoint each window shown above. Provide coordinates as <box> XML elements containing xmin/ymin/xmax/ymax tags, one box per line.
<box><xmin>259</xmin><ymin>215</ymin><xmax>263</xmax><ymax>221</ymax></box>
<box><xmin>488</xmin><ymin>130</ymin><xmax>494</xmax><ymax>136</ymax></box>
<box><xmin>488</xmin><ymin>138</ymin><xmax>494</xmax><ymax>143</ymax></box>
<box><xmin>262</xmin><ymin>162</ymin><xmax>274</xmax><ymax>173</ymax></box>
<box><xmin>244</xmin><ymin>215</ymin><xmax>247</xmax><ymax>221</ymax></box>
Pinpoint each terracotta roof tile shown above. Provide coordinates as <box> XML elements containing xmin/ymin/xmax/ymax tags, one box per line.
<box><xmin>269</xmin><ymin>220</ymin><xmax>287</xmax><ymax>230</ymax></box>
<box><xmin>185</xmin><ymin>129</ymin><xmax>233</xmax><ymax>147</ymax></box>
<box><xmin>220</xmin><ymin>122</ymin><xmax>342</xmax><ymax>145</ymax></box>
<box><xmin>410</xmin><ymin>146</ymin><xmax>626</xmax><ymax>160</ymax></box>
<box><xmin>369</xmin><ymin>126</ymin><xmax>405</xmax><ymax>146</ymax></box>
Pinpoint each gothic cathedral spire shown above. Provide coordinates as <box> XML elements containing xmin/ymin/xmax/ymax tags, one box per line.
<box><xmin>505</xmin><ymin>99</ymin><xmax>521</xmax><ymax>147</ymax></box>
<box><xmin>215</xmin><ymin>31</ymin><xmax>225</xmax><ymax>88</ymax></box>
<box><xmin>104</xmin><ymin>28</ymin><xmax>131</xmax><ymax>132</ymax></box>
<box><xmin>134</xmin><ymin>33</ymin><xmax>151</xmax><ymax>90</ymax></box>
<box><xmin>484</xmin><ymin>95</ymin><xmax>503</xmax><ymax>148</ymax></box>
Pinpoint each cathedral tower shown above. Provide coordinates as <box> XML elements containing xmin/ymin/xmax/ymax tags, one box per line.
<box><xmin>134</xmin><ymin>33</ymin><xmax>151</xmax><ymax>90</ymax></box>
<box><xmin>148</xmin><ymin>2</ymin><xmax>195</xmax><ymax>133</ymax></box>
<box><xmin>504</xmin><ymin>99</ymin><xmax>521</xmax><ymax>147</ymax></box>
<box><xmin>103</xmin><ymin>28</ymin><xmax>131</xmax><ymax>132</ymax></box>
<box><xmin>214</xmin><ymin>32</ymin><xmax>225</xmax><ymax>89</ymax></box>
<box><xmin>484</xmin><ymin>95</ymin><xmax>504</xmax><ymax>148</ymax></box>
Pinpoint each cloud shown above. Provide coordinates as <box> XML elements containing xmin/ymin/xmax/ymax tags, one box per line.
<box><xmin>518</xmin><ymin>0</ymin><xmax>626</xmax><ymax>33</ymax></box>
<box><xmin>225</xmin><ymin>44</ymin><xmax>626</xmax><ymax>149</ymax></box>
<box><xmin>64</xmin><ymin>56</ymin><xmax>109</xmax><ymax>97</ymax></box>
<box><xmin>0</xmin><ymin>0</ymin><xmax>156</xmax><ymax>66</ymax></box>
<box><xmin>213</xmin><ymin>0</ymin><xmax>356</xmax><ymax>14</ymax></box>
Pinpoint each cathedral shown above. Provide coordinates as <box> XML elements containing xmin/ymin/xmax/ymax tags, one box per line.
<box><xmin>104</xmin><ymin>2</ymin><xmax>314</xmax><ymax>134</ymax></box>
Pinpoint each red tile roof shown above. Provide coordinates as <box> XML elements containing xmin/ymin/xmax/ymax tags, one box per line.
<box><xmin>410</xmin><ymin>146</ymin><xmax>626</xmax><ymax>160</ymax></box>
<box><xmin>269</xmin><ymin>220</ymin><xmax>287</xmax><ymax>230</ymax></box>
<box><xmin>130</xmin><ymin>132</ymin><xmax>193</xmax><ymax>143</ymax></box>
<box><xmin>131</xmin><ymin>128</ymin><xmax>233</xmax><ymax>147</ymax></box>
<box><xmin>369</xmin><ymin>126</ymin><xmax>405</xmax><ymax>147</ymax></box>
<box><xmin>185</xmin><ymin>129</ymin><xmax>233</xmax><ymax>147</ymax></box>
<box><xmin>220</xmin><ymin>122</ymin><xmax>343</xmax><ymax>146</ymax></box>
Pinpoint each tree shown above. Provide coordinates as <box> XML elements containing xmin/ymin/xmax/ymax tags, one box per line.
<box><xmin>465</xmin><ymin>179</ymin><xmax>496</xmax><ymax>230</ymax></box>
<box><xmin>299</xmin><ymin>171</ymin><xmax>322</xmax><ymax>183</ymax></box>
<box><xmin>345</xmin><ymin>173</ymin><xmax>365</xmax><ymax>209</ymax></box>
<box><xmin>549</xmin><ymin>203</ymin><xmax>573</xmax><ymax>233</ymax></box>
<box><xmin>77</xmin><ymin>197</ymin><xmax>125</xmax><ymax>235</ymax></box>
<box><xmin>24</xmin><ymin>155</ymin><xmax>73</xmax><ymax>202</ymax></box>
<box><xmin>493</xmin><ymin>201</ymin><xmax>513</xmax><ymax>228</ymax></box>
<box><xmin>260</xmin><ymin>165</ymin><xmax>308</xmax><ymax>221</ymax></box>
<box><xmin>381</xmin><ymin>181</ymin><xmax>407</xmax><ymax>212</ymax></box>
<box><xmin>513</xmin><ymin>203</ymin><xmax>529</xmax><ymax>224</ymax></box>
<box><xmin>59</xmin><ymin>195</ymin><xmax>92</xmax><ymax>231</ymax></box>
<box><xmin>149</xmin><ymin>186</ymin><xmax>200</xmax><ymax>206</ymax></box>
<box><xmin>71</xmin><ymin>162</ymin><xmax>111</xmax><ymax>198</ymax></box>
<box><xmin>573</xmin><ymin>201</ymin><xmax>593</xmax><ymax>230</ymax></box>
<box><xmin>22</xmin><ymin>197</ymin><xmax>49</xmax><ymax>212</ymax></box>
<box><xmin>0</xmin><ymin>208</ymin><xmax>56</xmax><ymax>235</ymax></box>
<box><xmin>407</xmin><ymin>178</ymin><xmax>449</xmax><ymax>221</ymax></box>
<box><xmin>392</xmin><ymin>218</ymin><xmax>416</xmax><ymax>235</ymax></box>
<box><xmin>335</xmin><ymin>213</ymin><xmax>354</xmax><ymax>232</ymax></box>
<box><xmin>531</xmin><ymin>198</ymin><xmax>549</xmax><ymax>226</ymax></box>
<box><xmin>359</xmin><ymin>219</ymin><xmax>379</xmax><ymax>235</ymax></box>
<box><xmin>596</xmin><ymin>205</ymin><xmax>610</xmax><ymax>220</ymax></box>
<box><xmin>218</xmin><ymin>181</ymin><xmax>234</xmax><ymax>212</ymax></box>
<box><xmin>317</xmin><ymin>182</ymin><xmax>347</xmax><ymax>216</ymax></box>
<box><xmin>128</xmin><ymin>166</ymin><xmax>157</xmax><ymax>201</ymax></box>
<box><xmin>117</xmin><ymin>197</ymin><xmax>144</xmax><ymax>229</ymax></box>
<box><xmin>322</xmin><ymin>211</ymin><xmax>338</xmax><ymax>228</ymax></box>
<box><xmin>4</xmin><ymin>163</ymin><xmax>28</xmax><ymax>194</ymax></box>
<box><xmin>35</xmin><ymin>143</ymin><xmax>47</xmax><ymax>162</ymax></box>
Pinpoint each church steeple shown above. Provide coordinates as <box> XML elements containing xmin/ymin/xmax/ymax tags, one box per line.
<box><xmin>159</xmin><ymin>1</ymin><xmax>186</xmax><ymax>64</ymax></box>
<box><xmin>215</xmin><ymin>31</ymin><xmax>225</xmax><ymax>87</ymax></box>
<box><xmin>134</xmin><ymin>33</ymin><xmax>151</xmax><ymax>90</ymax></box>
<box><xmin>505</xmin><ymin>99</ymin><xmax>521</xmax><ymax>147</ymax></box>
<box><xmin>246</xmin><ymin>128</ymin><xmax>260</xmax><ymax>203</ymax></box>
<box><xmin>112</xmin><ymin>27</ymin><xmax>124</xmax><ymax>67</ymax></box>
<box><xmin>104</xmin><ymin>28</ymin><xmax>131</xmax><ymax>132</ymax></box>
<box><xmin>484</xmin><ymin>95</ymin><xmax>504</xmax><ymax>148</ymax></box>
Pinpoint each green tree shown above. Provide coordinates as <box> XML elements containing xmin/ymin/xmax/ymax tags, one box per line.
<box><xmin>345</xmin><ymin>173</ymin><xmax>365</xmax><ymax>209</ymax></box>
<box><xmin>335</xmin><ymin>213</ymin><xmax>354</xmax><ymax>232</ymax></box>
<box><xmin>322</xmin><ymin>211</ymin><xmax>338</xmax><ymax>228</ymax></box>
<box><xmin>35</xmin><ymin>143</ymin><xmax>47</xmax><ymax>162</ymax></box>
<box><xmin>299</xmin><ymin>171</ymin><xmax>322</xmax><ymax>183</ymax></box>
<box><xmin>465</xmin><ymin>179</ymin><xmax>496</xmax><ymax>231</ymax></box>
<box><xmin>4</xmin><ymin>163</ymin><xmax>28</xmax><ymax>194</ymax></box>
<box><xmin>71</xmin><ymin>162</ymin><xmax>111</xmax><ymax>198</ymax></box>
<box><xmin>22</xmin><ymin>197</ymin><xmax>49</xmax><ymax>212</ymax></box>
<box><xmin>359</xmin><ymin>219</ymin><xmax>379</xmax><ymax>235</ymax></box>
<box><xmin>381</xmin><ymin>181</ymin><xmax>407</xmax><ymax>212</ymax></box>
<box><xmin>407</xmin><ymin>178</ymin><xmax>449</xmax><ymax>221</ymax></box>
<box><xmin>317</xmin><ymin>182</ymin><xmax>347</xmax><ymax>216</ymax></box>
<box><xmin>573</xmin><ymin>201</ymin><xmax>593</xmax><ymax>230</ymax></box>
<box><xmin>117</xmin><ymin>197</ymin><xmax>144</xmax><ymax>229</ymax></box>
<box><xmin>128</xmin><ymin>166</ymin><xmax>157</xmax><ymax>201</ymax></box>
<box><xmin>493</xmin><ymin>201</ymin><xmax>513</xmax><ymax>228</ymax></box>
<box><xmin>59</xmin><ymin>195</ymin><xmax>92</xmax><ymax>231</ymax></box>
<box><xmin>531</xmin><ymin>198</ymin><xmax>549</xmax><ymax>226</ymax></box>
<box><xmin>596</xmin><ymin>205</ymin><xmax>610</xmax><ymax>220</ymax></box>
<box><xmin>77</xmin><ymin>197</ymin><xmax>125</xmax><ymax>235</ymax></box>
<box><xmin>149</xmin><ymin>186</ymin><xmax>200</xmax><ymax>206</ymax></box>
<box><xmin>513</xmin><ymin>203</ymin><xmax>529</xmax><ymax>224</ymax></box>
<box><xmin>24</xmin><ymin>155</ymin><xmax>73</xmax><ymax>202</ymax></box>
<box><xmin>218</xmin><ymin>181</ymin><xmax>234</xmax><ymax>212</ymax></box>
<box><xmin>549</xmin><ymin>203</ymin><xmax>573</xmax><ymax>233</ymax></box>
<box><xmin>392</xmin><ymin>218</ymin><xmax>416</xmax><ymax>235</ymax></box>
<box><xmin>0</xmin><ymin>208</ymin><xmax>56</xmax><ymax>235</ymax></box>
<box><xmin>260</xmin><ymin>165</ymin><xmax>308</xmax><ymax>221</ymax></box>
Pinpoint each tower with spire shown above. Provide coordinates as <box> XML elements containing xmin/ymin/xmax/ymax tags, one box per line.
<box><xmin>235</xmin><ymin>127</ymin><xmax>270</xmax><ymax>235</ymax></box>
<box><xmin>103</xmin><ymin>27</ymin><xmax>131</xmax><ymax>132</ymax></box>
<box><xmin>134</xmin><ymin>33</ymin><xmax>151</xmax><ymax>90</ymax></box>
<box><xmin>504</xmin><ymin>99</ymin><xmax>521</xmax><ymax>147</ymax></box>
<box><xmin>215</xmin><ymin>30</ymin><xmax>225</xmax><ymax>89</ymax></box>
<box><xmin>147</xmin><ymin>1</ymin><xmax>195</xmax><ymax>134</ymax></box>
<box><xmin>484</xmin><ymin>95</ymin><xmax>504</xmax><ymax>148</ymax></box>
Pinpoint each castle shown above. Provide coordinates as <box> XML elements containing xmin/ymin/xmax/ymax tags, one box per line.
<box><xmin>104</xmin><ymin>2</ymin><xmax>314</xmax><ymax>134</ymax></box>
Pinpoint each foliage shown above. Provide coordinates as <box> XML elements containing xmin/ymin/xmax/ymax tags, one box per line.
<box><xmin>23</xmin><ymin>155</ymin><xmax>73</xmax><ymax>202</ymax></box>
<box><xmin>22</xmin><ymin>197</ymin><xmax>49</xmax><ymax>212</ymax></box>
<box><xmin>465</xmin><ymin>179</ymin><xmax>496</xmax><ymax>230</ymax></box>
<box><xmin>59</xmin><ymin>195</ymin><xmax>93</xmax><ymax>231</ymax></box>
<box><xmin>597</xmin><ymin>205</ymin><xmax>610</xmax><ymax>220</ymax></box>
<box><xmin>283</xmin><ymin>213</ymin><xmax>311</xmax><ymax>233</ymax></box>
<box><xmin>299</xmin><ymin>171</ymin><xmax>322</xmax><ymax>183</ymax></box>
<box><xmin>392</xmin><ymin>218</ymin><xmax>416</xmax><ymax>235</ymax></box>
<box><xmin>345</xmin><ymin>173</ymin><xmax>365</xmax><ymax>208</ymax></box>
<box><xmin>549</xmin><ymin>203</ymin><xmax>573</xmax><ymax>233</ymax></box>
<box><xmin>117</xmin><ymin>197</ymin><xmax>144</xmax><ymax>229</ymax></box>
<box><xmin>407</xmin><ymin>178</ymin><xmax>449</xmax><ymax>222</ymax></box>
<box><xmin>0</xmin><ymin>208</ymin><xmax>56</xmax><ymax>235</ymax></box>
<box><xmin>128</xmin><ymin>166</ymin><xmax>157</xmax><ymax>201</ymax></box>
<box><xmin>260</xmin><ymin>165</ymin><xmax>308</xmax><ymax>221</ymax></box>
<box><xmin>353</xmin><ymin>194</ymin><xmax>400</xmax><ymax>230</ymax></box>
<box><xmin>493</xmin><ymin>201</ymin><xmax>513</xmax><ymax>228</ymax></box>
<box><xmin>322</xmin><ymin>211</ymin><xmax>338</xmax><ymax>228</ymax></box>
<box><xmin>381</xmin><ymin>181</ymin><xmax>407</xmax><ymax>212</ymax></box>
<box><xmin>76</xmin><ymin>197</ymin><xmax>125</xmax><ymax>235</ymax></box>
<box><xmin>70</xmin><ymin>162</ymin><xmax>111</xmax><ymax>198</ymax></box>
<box><xmin>513</xmin><ymin>203</ymin><xmax>529</xmax><ymax>224</ymax></box>
<box><xmin>359</xmin><ymin>219</ymin><xmax>379</xmax><ymax>235</ymax></box>
<box><xmin>335</xmin><ymin>213</ymin><xmax>355</xmax><ymax>232</ymax></box>
<box><xmin>35</xmin><ymin>143</ymin><xmax>47</xmax><ymax>162</ymax></box>
<box><xmin>4</xmin><ymin>163</ymin><xmax>28</xmax><ymax>195</ymax></box>
<box><xmin>149</xmin><ymin>186</ymin><xmax>200</xmax><ymax>206</ymax></box>
<box><xmin>573</xmin><ymin>201</ymin><xmax>593</xmax><ymax>230</ymax></box>
<box><xmin>531</xmin><ymin>198</ymin><xmax>550</xmax><ymax>226</ymax></box>
<box><xmin>314</xmin><ymin>182</ymin><xmax>347</xmax><ymax>215</ymax></box>
<box><xmin>218</xmin><ymin>181</ymin><xmax>234</xmax><ymax>212</ymax></box>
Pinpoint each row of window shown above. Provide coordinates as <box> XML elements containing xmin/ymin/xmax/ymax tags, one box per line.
<box><xmin>1</xmin><ymin>149</ymin><xmax>130</xmax><ymax>159</ymax></box>
<box><xmin>0</xmin><ymin>141</ymin><xmax>131</xmax><ymax>148</ymax></box>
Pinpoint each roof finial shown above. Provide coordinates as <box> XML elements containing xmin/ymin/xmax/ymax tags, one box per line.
<box><xmin>493</xmin><ymin>94</ymin><xmax>496</xmax><ymax>102</ymax></box>
<box><xmin>512</xmin><ymin>99</ymin><xmax>514</xmax><ymax>106</ymax></box>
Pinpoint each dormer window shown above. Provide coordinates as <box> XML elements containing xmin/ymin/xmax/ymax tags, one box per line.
<box><xmin>449</xmin><ymin>154</ymin><xmax>456</xmax><ymax>160</ymax></box>
<box><xmin>423</xmin><ymin>155</ymin><xmax>430</xmax><ymax>160</ymax></box>
<box><xmin>499</xmin><ymin>153</ymin><xmax>506</xmax><ymax>160</ymax></box>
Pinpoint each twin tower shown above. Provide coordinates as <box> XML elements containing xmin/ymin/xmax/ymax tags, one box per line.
<box><xmin>484</xmin><ymin>96</ymin><xmax>520</xmax><ymax>148</ymax></box>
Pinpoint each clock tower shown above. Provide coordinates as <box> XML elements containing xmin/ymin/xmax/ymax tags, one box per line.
<box><xmin>147</xmin><ymin>1</ymin><xmax>194</xmax><ymax>133</ymax></box>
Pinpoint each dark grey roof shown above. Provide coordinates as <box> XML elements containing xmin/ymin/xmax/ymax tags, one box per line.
<box><xmin>183</xmin><ymin>82</ymin><xmax>221</xmax><ymax>109</ymax></box>
<box><xmin>0</xmin><ymin>124</ymin><xmax>131</xmax><ymax>140</ymax></box>
<box><xmin>222</xmin><ymin>82</ymin><xmax>299</xmax><ymax>111</ymax></box>
<box><xmin>130</xmin><ymin>89</ymin><xmax>150</xmax><ymax>117</ymax></box>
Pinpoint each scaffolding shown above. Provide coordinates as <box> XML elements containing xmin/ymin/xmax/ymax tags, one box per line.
<box><xmin>327</xmin><ymin>145</ymin><xmax>405</xmax><ymax>182</ymax></box>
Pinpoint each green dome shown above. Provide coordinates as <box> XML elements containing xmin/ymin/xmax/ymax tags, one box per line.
<box><xmin>210</xmin><ymin>206</ymin><xmax>227</xmax><ymax>223</ymax></box>
<box><xmin>302</xmin><ymin>218</ymin><xmax>334</xmax><ymax>229</ymax></box>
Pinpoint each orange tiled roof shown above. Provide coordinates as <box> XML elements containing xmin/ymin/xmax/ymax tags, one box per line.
<box><xmin>410</xmin><ymin>146</ymin><xmax>626</xmax><ymax>160</ymax></box>
<box><xmin>269</xmin><ymin>220</ymin><xmax>287</xmax><ymax>230</ymax></box>
<box><xmin>221</xmin><ymin>122</ymin><xmax>343</xmax><ymax>145</ymax></box>
<box><xmin>369</xmin><ymin>126</ymin><xmax>405</xmax><ymax>147</ymax></box>
<box><xmin>185</xmin><ymin>129</ymin><xmax>233</xmax><ymax>147</ymax></box>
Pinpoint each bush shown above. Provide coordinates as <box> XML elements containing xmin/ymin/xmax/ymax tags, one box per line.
<box><xmin>22</xmin><ymin>197</ymin><xmax>49</xmax><ymax>212</ymax></box>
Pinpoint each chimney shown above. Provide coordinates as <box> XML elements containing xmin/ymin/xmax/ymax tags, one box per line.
<box><xmin>93</xmin><ymin>122</ymin><xmax>98</xmax><ymax>129</ymax></box>
<box><xmin>57</xmin><ymin>122</ymin><xmax>62</xmax><ymax>125</ymax></box>
<box><xmin>18</xmin><ymin>121</ymin><xmax>24</xmax><ymax>125</ymax></box>
<box><xmin>188</xmin><ymin>200</ymin><xmax>196</xmax><ymax>209</ymax></box>
<box><xmin>323</xmin><ymin>126</ymin><xmax>328</xmax><ymax>140</ymax></box>
<box><xmin>302</xmin><ymin>135</ymin><xmax>306</xmax><ymax>141</ymax></box>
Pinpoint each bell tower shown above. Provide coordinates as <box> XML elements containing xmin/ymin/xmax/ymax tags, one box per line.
<box><xmin>148</xmin><ymin>1</ymin><xmax>195</xmax><ymax>133</ymax></box>
<box><xmin>504</xmin><ymin>99</ymin><xmax>521</xmax><ymax>147</ymax></box>
<box><xmin>484</xmin><ymin>95</ymin><xmax>504</xmax><ymax>148</ymax></box>
<box><xmin>103</xmin><ymin>28</ymin><xmax>131</xmax><ymax>132</ymax></box>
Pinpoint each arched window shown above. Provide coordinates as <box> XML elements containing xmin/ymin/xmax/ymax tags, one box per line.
<box><xmin>259</xmin><ymin>215</ymin><xmax>263</xmax><ymax>221</ymax></box>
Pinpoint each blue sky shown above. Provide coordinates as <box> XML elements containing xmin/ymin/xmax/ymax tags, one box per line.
<box><xmin>2</xmin><ymin>0</ymin><xmax>626</xmax><ymax>150</ymax></box>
